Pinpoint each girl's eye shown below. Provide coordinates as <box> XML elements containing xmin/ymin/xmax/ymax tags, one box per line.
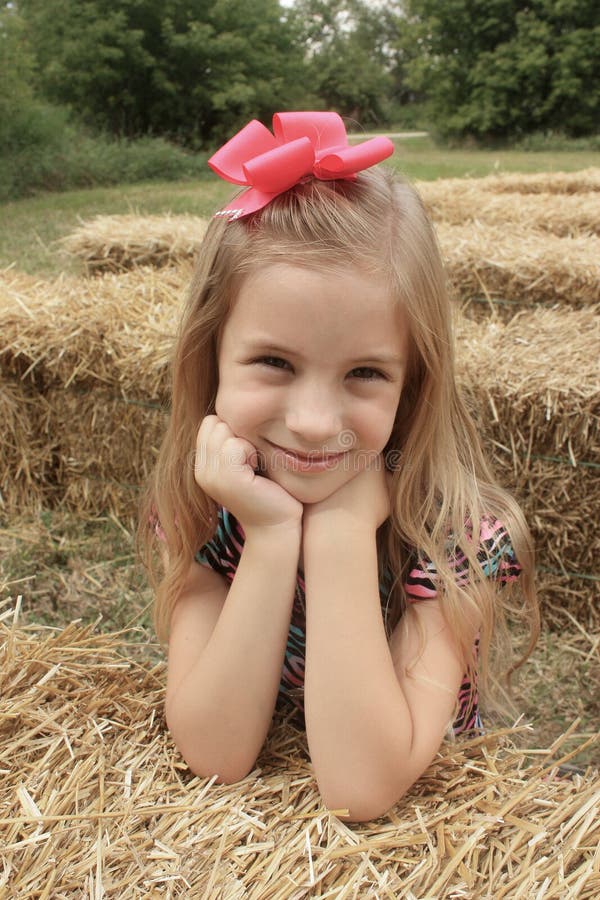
<box><xmin>256</xmin><ymin>356</ymin><xmax>292</xmax><ymax>371</ymax></box>
<box><xmin>349</xmin><ymin>367</ymin><xmax>386</xmax><ymax>381</ymax></box>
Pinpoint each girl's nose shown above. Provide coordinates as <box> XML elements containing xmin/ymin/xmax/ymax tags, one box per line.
<box><xmin>285</xmin><ymin>384</ymin><xmax>343</xmax><ymax>445</ymax></box>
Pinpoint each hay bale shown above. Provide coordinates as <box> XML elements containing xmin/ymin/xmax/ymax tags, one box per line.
<box><xmin>439</xmin><ymin>222</ymin><xmax>600</xmax><ymax>310</ymax></box>
<box><xmin>0</xmin><ymin>610</ymin><xmax>598</xmax><ymax>896</ymax></box>
<box><xmin>494</xmin><ymin>458</ymin><xmax>599</xmax><ymax>612</ymax></box>
<box><xmin>456</xmin><ymin>307</ymin><xmax>600</xmax><ymax>463</ymax></box>
<box><xmin>419</xmin><ymin>167</ymin><xmax>600</xmax><ymax>197</ymax></box>
<box><xmin>456</xmin><ymin>307</ymin><xmax>600</xmax><ymax>591</ymax></box>
<box><xmin>417</xmin><ymin>170</ymin><xmax>600</xmax><ymax>313</ymax></box>
<box><xmin>420</xmin><ymin>185</ymin><xmax>600</xmax><ymax>236</ymax></box>
<box><xmin>0</xmin><ymin>266</ymin><xmax>181</xmax><ymax>517</ymax></box>
<box><xmin>0</xmin><ymin>265</ymin><xmax>185</xmax><ymax>399</ymax></box>
<box><xmin>0</xmin><ymin>378</ymin><xmax>58</xmax><ymax>514</ymax></box>
<box><xmin>61</xmin><ymin>214</ymin><xmax>208</xmax><ymax>273</ymax></box>
<box><xmin>42</xmin><ymin>387</ymin><xmax>167</xmax><ymax>519</ymax></box>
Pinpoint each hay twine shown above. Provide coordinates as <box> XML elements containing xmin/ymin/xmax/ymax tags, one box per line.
<box><xmin>1</xmin><ymin>601</ymin><xmax>599</xmax><ymax>897</ymax></box>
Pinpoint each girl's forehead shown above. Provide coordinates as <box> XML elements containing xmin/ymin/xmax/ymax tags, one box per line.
<box><xmin>224</xmin><ymin>263</ymin><xmax>409</xmax><ymax>359</ymax></box>
<box><xmin>235</xmin><ymin>261</ymin><xmax>395</xmax><ymax>306</ymax></box>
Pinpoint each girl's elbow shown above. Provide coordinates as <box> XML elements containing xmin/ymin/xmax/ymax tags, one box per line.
<box><xmin>318</xmin><ymin>777</ymin><xmax>412</xmax><ymax>824</ymax></box>
<box><xmin>324</xmin><ymin>789</ymin><xmax>401</xmax><ymax>824</ymax></box>
<box><xmin>165</xmin><ymin>706</ymin><xmax>256</xmax><ymax>784</ymax></box>
<box><xmin>175</xmin><ymin>739</ymin><xmax>256</xmax><ymax>785</ymax></box>
<box><xmin>186</xmin><ymin>756</ymin><xmax>254</xmax><ymax>785</ymax></box>
<box><xmin>316</xmin><ymin>754</ymin><xmax>430</xmax><ymax>822</ymax></box>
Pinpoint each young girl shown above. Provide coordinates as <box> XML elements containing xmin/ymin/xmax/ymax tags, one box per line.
<box><xmin>141</xmin><ymin>112</ymin><xmax>539</xmax><ymax>822</ymax></box>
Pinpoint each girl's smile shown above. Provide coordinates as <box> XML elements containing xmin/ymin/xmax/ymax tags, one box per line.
<box><xmin>265</xmin><ymin>440</ymin><xmax>349</xmax><ymax>473</ymax></box>
<box><xmin>215</xmin><ymin>263</ymin><xmax>409</xmax><ymax>504</ymax></box>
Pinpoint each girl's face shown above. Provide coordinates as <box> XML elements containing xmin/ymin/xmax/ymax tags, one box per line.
<box><xmin>215</xmin><ymin>263</ymin><xmax>409</xmax><ymax>505</ymax></box>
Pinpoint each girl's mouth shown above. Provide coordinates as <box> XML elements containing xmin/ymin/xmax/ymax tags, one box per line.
<box><xmin>266</xmin><ymin>441</ymin><xmax>347</xmax><ymax>473</ymax></box>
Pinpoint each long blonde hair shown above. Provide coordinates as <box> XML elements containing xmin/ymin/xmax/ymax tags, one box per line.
<box><xmin>139</xmin><ymin>167</ymin><xmax>538</xmax><ymax>715</ymax></box>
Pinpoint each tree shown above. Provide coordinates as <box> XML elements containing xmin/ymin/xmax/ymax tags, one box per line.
<box><xmin>16</xmin><ymin>0</ymin><xmax>307</xmax><ymax>145</ymax></box>
<box><xmin>402</xmin><ymin>0</ymin><xmax>600</xmax><ymax>139</ymax></box>
<box><xmin>288</xmin><ymin>0</ymin><xmax>396</xmax><ymax>127</ymax></box>
<box><xmin>0</xmin><ymin>2</ymin><xmax>36</xmax><ymax>116</ymax></box>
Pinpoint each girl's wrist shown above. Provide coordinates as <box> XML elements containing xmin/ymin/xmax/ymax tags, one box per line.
<box><xmin>303</xmin><ymin>507</ymin><xmax>376</xmax><ymax>546</ymax></box>
<box><xmin>243</xmin><ymin>519</ymin><xmax>303</xmax><ymax>555</ymax></box>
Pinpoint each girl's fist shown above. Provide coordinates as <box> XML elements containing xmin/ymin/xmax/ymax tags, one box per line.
<box><xmin>194</xmin><ymin>416</ymin><xmax>303</xmax><ymax>532</ymax></box>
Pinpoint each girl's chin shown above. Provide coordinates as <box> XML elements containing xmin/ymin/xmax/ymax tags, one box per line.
<box><xmin>267</xmin><ymin>470</ymin><xmax>345</xmax><ymax>505</ymax></box>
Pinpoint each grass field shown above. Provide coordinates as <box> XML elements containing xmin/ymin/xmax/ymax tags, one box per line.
<box><xmin>1</xmin><ymin>140</ymin><xmax>598</xmax><ymax>768</ymax></box>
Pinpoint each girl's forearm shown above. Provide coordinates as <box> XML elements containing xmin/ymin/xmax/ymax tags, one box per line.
<box><xmin>167</xmin><ymin>528</ymin><xmax>300</xmax><ymax>783</ymax></box>
<box><xmin>303</xmin><ymin>525</ymin><xmax>414</xmax><ymax>820</ymax></box>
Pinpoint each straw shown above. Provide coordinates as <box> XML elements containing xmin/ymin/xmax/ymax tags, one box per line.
<box><xmin>0</xmin><ymin>265</ymin><xmax>186</xmax><ymax>400</ymax></box>
<box><xmin>61</xmin><ymin>214</ymin><xmax>208</xmax><ymax>274</ymax></box>
<box><xmin>418</xmin><ymin>168</ymin><xmax>600</xmax><ymax>197</ymax></box>
<box><xmin>1</xmin><ymin>609</ymin><xmax>598</xmax><ymax>897</ymax></box>
<box><xmin>419</xmin><ymin>185</ymin><xmax>600</xmax><ymax>236</ymax></box>
<box><xmin>439</xmin><ymin>223</ymin><xmax>600</xmax><ymax>310</ymax></box>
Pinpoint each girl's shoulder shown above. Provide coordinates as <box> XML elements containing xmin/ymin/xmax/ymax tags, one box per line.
<box><xmin>405</xmin><ymin>515</ymin><xmax>521</xmax><ymax>603</ymax></box>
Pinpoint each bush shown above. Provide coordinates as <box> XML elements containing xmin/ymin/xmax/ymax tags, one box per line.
<box><xmin>0</xmin><ymin>101</ymin><xmax>209</xmax><ymax>202</ymax></box>
<box><xmin>386</xmin><ymin>102</ymin><xmax>430</xmax><ymax>132</ymax></box>
<box><xmin>511</xmin><ymin>132</ymin><xmax>600</xmax><ymax>153</ymax></box>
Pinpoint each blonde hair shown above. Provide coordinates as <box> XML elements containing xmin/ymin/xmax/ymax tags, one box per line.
<box><xmin>139</xmin><ymin>167</ymin><xmax>539</xmax><ymax>718</ymax></box>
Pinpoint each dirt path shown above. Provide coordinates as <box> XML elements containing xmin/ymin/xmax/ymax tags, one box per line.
<box><xmin>348</xmin><ymin>130</ymin><xmax>429</xmax><ymax>140</ymax></box>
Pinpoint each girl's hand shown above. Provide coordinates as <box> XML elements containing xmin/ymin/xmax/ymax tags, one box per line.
<box><xmin>303</xmin><ymin>457</ymin><xmax>391</xmax><ymax>536</ymax></box>
<box><xmin>194</xmin><ymin>416</ymin><xmax>303</xmax><ymax>532</ymax></box>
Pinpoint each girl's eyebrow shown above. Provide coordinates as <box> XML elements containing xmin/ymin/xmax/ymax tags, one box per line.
<box><xmin>350</xmin><ymin>353</ymin><xmax>405</xmax><ymax>367</ymax></box>
<box><xmin>240</xmin><ymin>338</ymin><xmax>297</xmax><ymax>355</ymax></box>
<box><xmin>242</xmin><ymin>340</ymin><xmax>405</xmax><ymax>369</ymax></box>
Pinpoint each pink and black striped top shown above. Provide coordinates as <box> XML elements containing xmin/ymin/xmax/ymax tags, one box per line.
<box><xmin>196</xmin><ymin>508</ymin><xmax>522</xmax><ymax>734</ymax></box>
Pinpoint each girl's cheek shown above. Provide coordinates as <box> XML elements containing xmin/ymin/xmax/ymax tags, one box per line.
<box><xmin>215</xmin><ymin>385</ymin><xmax>273</xmax><ymax>435</ymax></box>
<box><xmin>214</xmin><ymin>383</ymin><xmax>240</xmax><ymax>428</ymax></box>
<box><xmin>353</xmin><ymin>403</ymin><xmax>397</xmax><ymax>445</ymax></box>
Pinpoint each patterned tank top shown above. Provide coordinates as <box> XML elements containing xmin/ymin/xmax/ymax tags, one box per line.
<box><xmin>196</xmin><ymin>508</ymin><xmax>522</xmax><ymax>734</ymax></box>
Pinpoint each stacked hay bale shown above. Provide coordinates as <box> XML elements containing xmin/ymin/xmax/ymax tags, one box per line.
<box><xmin>439</xmin><ymin>223</ymin><xmax>599</xmax><ymax>315</ymax></box>
<box><xmin>1</xmin><ymin>170</ymin><xmax>598</xmax><ymax>609</ymax></box>
<box><xmin>60</xmin><ymin>172</ymin><xmax>600</xmax><ymax>317</ymax></box>
<box><xmin>455</xmin><ymin>308</ymin><xmax>599</xmax><ymax>621</ymax></box>
<box><xmin>426</xmin><ymin>169</ymin><xmax>599</xmax><ymax>615</ymax></box>
<box><xmin>420</xmin><ymin>169</ymin><xmax>600</xmax><ymax>316</ymax></box>
<box><xmin>0</xmin><ymin>265</ymin><xmax>187</xmax><ymax>517</ymax></box>
<box><xmin>1</xmin><ymin>610</ymin><xmax>598</xmax><ymax>896</ymax></box>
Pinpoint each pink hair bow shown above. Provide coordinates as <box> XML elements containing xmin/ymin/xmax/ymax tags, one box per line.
<box><xmin>208</xmin><ymin>111</ymin><xmax>394</xmax><ymax>219</ymax></box>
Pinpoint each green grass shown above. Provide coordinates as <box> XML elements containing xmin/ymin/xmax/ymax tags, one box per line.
<box><xmin>0</xmin><ymin>179</ymin><xmax>231</xmax><ymax>277</ymax></box>
<box><xmin>388</xmin><ymin>135</ymin><xmax>600</xmax><ymax>181</ymax></box>
<box><xmin>1</xmin><ymin>135</ymin><xmax>598</xmax><ymax>277</ymax></box>
<box><xmin>0</xmin><ymin>511</ymin><xmax>154</xmax><ymax>638</ymax></box>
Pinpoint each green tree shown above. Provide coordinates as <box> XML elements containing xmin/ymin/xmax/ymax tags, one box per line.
<box><xmin>289</xmin><ymin>0</ymin><xmax>396</xmax><ymax>127</ymax></box>
<box><xmin>16</xmin><ymin>0</ymin><xmax>307</xmax><ymax>145</ymax></box>
<box><xmin>402</xmin><ymin>0</ymin><xmax>600</xmax><ymax>139</ymax></box>
<box><xmin>0</xmin><ymin>2</ymin><xmax>36</xmax><ymax>116</ymax></box>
